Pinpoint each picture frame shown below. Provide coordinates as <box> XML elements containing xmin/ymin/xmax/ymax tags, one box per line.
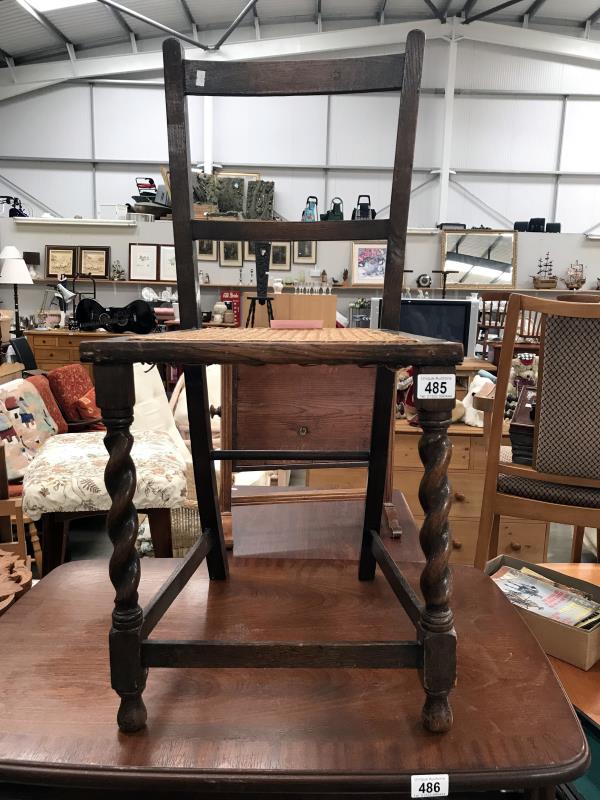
<box><xmin>197</xmin><ymin>239</ymin><xmax>217</xmax><ymax>261</ymax></box>
<box><xmin>158</xmin><ymin>245</ymin><xmax>177</xmax><ymax>281</ymax></box>
<box><xmin>243</xmin><ymin>241</ymin><xmax>256</xmax><ymax>262</ymax></box>
<box><xmin>129</xmin><ymin>243</ymin><xmax>158</xmax><ymax>281</ymax></box>
<box><xmin>293</xmin><ymin>240</ymin><xmax>317</xmax><ymax>265</ymax></box>
<box><xmin>270</xmin><ymin>241</ymin><xmax>291</xmax><ymax>272</ymax></box>
<box><xmin>351</xmin><ymin>241</ymin><xmax>387</xmax><ymax>286</ymax></box>
<box><xmin>45</xmin><ymin>245</ymin><xmax>77</xmax><ymax>278</ymax></box>
<box><xmin>78</xmin><ymin>246</ymin><xmax>110</xmax><ymax>279</ymax></box>
<box><xmin>219</xmin><ymin>240</ymin><xmax>243</xmax><ymax>268</ymax></box>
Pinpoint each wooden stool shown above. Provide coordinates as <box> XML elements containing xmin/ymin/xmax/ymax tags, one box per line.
<box><xmin>245</xmin><ymin>296</ymin><xmax>274</xmax><ymax>327</ymax></box>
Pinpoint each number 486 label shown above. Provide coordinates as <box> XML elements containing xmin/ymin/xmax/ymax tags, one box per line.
<box><xmin>416</xmin><ymin>373</ymin><xmax>456</xmax><ymax>400</ymax></box>
<box><xmin>411</xmin><ymin>773</ymin><xmax>449</xmax><ymax>798</ymax></box>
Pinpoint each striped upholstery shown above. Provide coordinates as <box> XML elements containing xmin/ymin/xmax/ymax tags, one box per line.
<box><xmin>498</xmin><ymin>446</ymin><xmax>600</xmax><ymax>508</ymax></box>
<box><xmin>536</xmin><ymin>316</ymin><xmax>600</xmax><ymax>479</ymax></box>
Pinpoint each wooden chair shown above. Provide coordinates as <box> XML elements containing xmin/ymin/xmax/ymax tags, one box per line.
<box><xmin>475</xmin><ymin>293</ymin><xmax>600</xmax><ymax>568</ymax></box>
<box><xmin>485</xmin><ymin>294</ymin><xmax>543</xmax><ymax>366</ymax></box>
<box><xmin>0</xmin><ymin>443</ymin><xmax>42</xmax><ymax>574</ymax></box>
<box><xmin>477</xmin><ymin>290</ymin><xmax>509</xmax><ymax>358</ymax></box>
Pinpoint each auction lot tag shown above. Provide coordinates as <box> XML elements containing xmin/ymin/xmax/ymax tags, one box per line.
<box><xmin>416</xmin><ymin>374</ymin><xmax>456</xmax><ymax>400</ymax></box>
<box><xmin>411</xmin><ymin>774</ymin><xmax>449</xmax><ymax>798</ymax></box>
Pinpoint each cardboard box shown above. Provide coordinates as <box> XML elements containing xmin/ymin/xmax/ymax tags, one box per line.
<box><xmin>0</xmin><ymin>310</ymin><xmax>13</xmax><ymax>343</ymax></box>
<box><xmin>485</xmin><ymin>555</ymin><xmax>600</xmax><ymax>671</ymax></box>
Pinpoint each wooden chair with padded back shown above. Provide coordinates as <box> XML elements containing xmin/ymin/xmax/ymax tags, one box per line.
<box><xmin>475</xmin><ymin>293</ymin><xmax>600</xmax><ymax>568</ymax></box>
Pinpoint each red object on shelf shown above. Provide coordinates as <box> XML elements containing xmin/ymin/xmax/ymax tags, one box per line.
<box><xmin>221</xmin><ymin>290</ymin><xmax>241</xmax><ymax>326</ymax></box>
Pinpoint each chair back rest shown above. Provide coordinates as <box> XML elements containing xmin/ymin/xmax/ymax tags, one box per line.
<box><xmin>491</xmin><ymin>295</ymin><xmax>600</xmax><ymax>483</ymax></box>
<box><xmin>10</xmin><ymin>337</ymin><xmax>37</xmax><ymax>371</ymax></box>
<box><xmin>535</xmin><ymin>313</ymin><xmax>600</xmax><ymax>479</ymax></box>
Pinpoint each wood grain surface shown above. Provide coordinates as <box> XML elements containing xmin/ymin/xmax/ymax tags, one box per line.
<box><xmin>0</xmin><ymin>557</ymin><xmax>588</xmax><ymax>792</ymax></box>
<box><xmin>80</xmin><ymin>327</ymin><xmax>463</xmax><ymax>368</ymax></box>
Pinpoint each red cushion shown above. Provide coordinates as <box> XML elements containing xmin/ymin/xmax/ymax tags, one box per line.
<box><xmin>75</xmin><ymin>387</ymin><xmax>105</xmax><ymax>431</ymax></box>
<box><xmin>47</xmin><ymin>364</ymin><xmax>93</xmax><ymax>423</ymax></box>
<box><xmin>8</xmin><ymin>483</ymin><xmax>22</xmax><ymax>498</ymax></box>
<box><xmin>25</xmin><ymin>374</ymin><xmax>68</xmax><ymax>434</ymax></box>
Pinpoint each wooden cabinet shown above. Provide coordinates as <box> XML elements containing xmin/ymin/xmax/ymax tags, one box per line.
<box><xmin>26</xmin><ymin>330</ymin><xmax>118</xmax><ymax>377</ymax></box>
<box><xmin>307</xmin><ymin>418</ymin><xmax>548</xmax><ymax>566</ymax></box>
<box><xmin>241</xmin><ymin>293</ymin><xmax>337</xmax><ymax>328</ymax></box>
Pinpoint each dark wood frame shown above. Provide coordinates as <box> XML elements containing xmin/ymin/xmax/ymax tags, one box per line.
<box><xmin>197</xmin><ymin>239</ymin><xmax>217</xmax><ymax>261</ymax></box>
<box><xmin>269</xmin><ymin>241</ymin><xmax>291</xmax><ymax>271</ymax></box>
<box><xmin>77</xmin><ymin>246</ymin><xmax>110</xmax><ymax>279</ymax></box>
<box><xmin>83</xmin><ymin>32</ymin><xmax>464</xmax><ymax>737</ymax></box>
<box><xmin>45</xmin><ymin>245</ymin><xmax>77</xmax><ymax>278</ymax></box>
<box><xmin>293</xmin><ymin>240</ymin><xmax>317</xmax><ymax>264</ymax></box>
<box><xmin>128</xmin><ymin>243</ymin><xmax>158</xmax><ymax>281</ymax></box>
<box><xmin>219</xmin><ymin>240</ymin><xmax>243</xmax><ymax>267</ymax></box>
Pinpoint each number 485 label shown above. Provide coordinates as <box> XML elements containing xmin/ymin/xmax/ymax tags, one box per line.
<box><xmin>416</xmin><ymin>374</ymin><xmax>456</xmax><ymax>400</ymax></box>
<box><xmin>411</xmin><ymin>773</ymin><xmax>449</xmax><ymax>798</ymax></box>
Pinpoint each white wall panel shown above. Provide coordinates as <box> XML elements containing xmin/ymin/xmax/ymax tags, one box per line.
<box><xmin>0</xmin><ymin>162</ymin><xmax>94</xmax><ymax>218</ymax></box>
<box><xmin>94</xmin><ymin>165</ymin><xmax>165</xmax><ymax>214</ymax></box>
<box><xmin>93</xmin><ymin>86</ymin><xmax>168</xmax><ymax>161</ymax></box>
<box><xmin>214</xmin><ymin>96</ymin><xmax>327</xmax><ymax>167</ymax></box>
<box><xmin>328</xmin><ymin>94</ymin><xmax>442</xmax><ymax>169</ymax></box>
<box><xmin>561</xmin><ymin>100</ymin><xmax>600</xmax><ymax>173</ymax></box>
<box><xmin>448</xmin><ymin>175</ymin><xmax>555</xmax><ymax>228</ymax></box>
<box><xmin>326</xmin><ymin>170</ymin><xmax>392</xmax><ymax>218</ymax></box>
<box><xmin>0</xmin><ymin>86</ymin><xmax>92</xmax><ymax>160</ymax></box>
<box><xmin>452</xmin><ymin>96</ymin><xmax>562</xmax><ymax>171</ymax></box>
<box><xmin>555</xmin><ymin>178</ymin><xmax>600</xmax><ymax>233</ymax></box>
<box><xmin>256</xmin><ymin>168</ymin><xmax>326</xmax><ymax>222</ymax></box>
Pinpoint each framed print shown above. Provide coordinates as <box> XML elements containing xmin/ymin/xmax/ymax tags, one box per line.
<box><xmin>219</xmin><ymin>240</ymin><xmax>243</xmax><ymax>267</ymax></box>
<box><xmin>158</xmin><ymin>245</ymin><xmax>177</xmax><ymax>281</ymax></box>
<box><xmin>351</xmin><ymin>241</ymin><xmax>387</xmax><ymax>286</ymax></box>
<box><xmin>78</xmin><ymin>246</ymin><xmax>110</xmax><ymax>279</ymax></box>
<box><xmin>129</xmin><ymin>243</ymin><xmax>158</xmax><ymax>281</ymax></box>
<box><xmin>293</xmin><ymin>240</ymin><xmax>317</xmax><ymax>265</ymax></box>
<box><xmin>197</xmin><ymin>239</ymin><xmax>217</xmax><ymax>261</ymax></box>
<box><xmin>243</xmin><ymin>241</ymin><xmax>256</xmax><ymax>262</ymax></box>
<box><xmin>45</xmin><ymin>245</ymin><xmax>77</xmax><ymax>278</ymax></box>
<box><xmin>270</xmin><ymin>241</ymin><xmax>291</xmax><ymax>272</ymax></box>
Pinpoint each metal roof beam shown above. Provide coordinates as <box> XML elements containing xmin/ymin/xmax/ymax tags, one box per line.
<box><xmin>210</xmin><ymin>0</ymin><xmax>259</xmax><ymax>49</ymax></box>
<box><xmin>439</xmin><ymin>0</ymin><xmax>452</xmax><ymax>22</ymax></box>
<box><xmin>377</xmin><ymin>0</ymin><xmax>388</xmax><ymax>23</ymax></box>
<box><xmin>105</xmin><ymin>4</ymin><xmax>134</xmax><ymax>35</ymax></box>
<box><xmin>522</xmin><ymin>0</ymin><xmax>548</xmax><ymax>20</ymax></box>
<box><xmin>316</xmin><ymin>0</ymin><xmax>322</xmax><ymax>31</ymax></box>
<box><xmin>253</xmin><ymin>5</ymin><xmax>260</xmax><ymax>40</ymax></box>
<box><xmin>461</xmin><ymin>0</ymin><xmax>478</xmax><ymax>17</ymax></box>
<box><xmin>15</xmin><ymin>0</ymin><xmax>74</xmax><ymax>48</ymax></box>
<box><xmin>587</xmin><ymin>6</ymin><xmax>600</xmax><ymax>25</ymax></box>
<box><xmin>423</xmin><ymin>0</ymin><xmax>445</xmax><ymax>21</ymax></box>
<box><xmin>179</xmin><ymin>0</ymin><xmax>197</xmax><ymax>28</ymax></box>
<box><xmin>463</xmin><ymin>0</ymin><xmax>524</xmax><ymax>24</ymax></box>
<box><xmin>95</xmin><ymin>0</ymin><xmax>209</xmax><ymax>50</ymax></box>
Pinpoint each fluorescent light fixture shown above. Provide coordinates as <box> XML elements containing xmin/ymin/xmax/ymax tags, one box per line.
<box><xmin>28</xmin><ymin>0</ymin><xmax>94</xmax><ymax>11</ymax></box>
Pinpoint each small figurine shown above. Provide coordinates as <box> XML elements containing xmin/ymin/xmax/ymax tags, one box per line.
<box><xmin>562</xmin><ymin>260</ymin><xmax>586</xmax><ymax>290</ymax></box>
<box><xmin>110</xmin><ymin>259</ymin><xmax>125</xmax><ymax>281</ymax></box>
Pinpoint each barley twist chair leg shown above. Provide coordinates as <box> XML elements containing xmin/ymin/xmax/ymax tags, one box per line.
<box><xmin>96</xmin><ymin>363</ymin><xmax>147</xmax><ymax>733</ymax></box>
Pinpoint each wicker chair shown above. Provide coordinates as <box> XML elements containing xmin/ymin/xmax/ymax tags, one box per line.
<box><xmin>475</xmin><ymin>294</ymin><xmax>600</xmax><ymax>568</ymax></box>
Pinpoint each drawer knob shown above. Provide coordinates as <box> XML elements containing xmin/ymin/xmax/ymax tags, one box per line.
<box><xmin>510</xmin><ymin>541</ymin><xmax>522</xmax><ymax>552</ymax></box>
<box><xmin>209</xmin><ymin>404</ymin><xmax>221</xmax><ymax>418</ymax></box>
<box><xmin>452</xmin><ymin>540</ymin><xmax>462</xmax><ymax>550</ymax></box>
<box><xmin>454</xmin><ymin>491</ymin><xmax>466</xmax><ymax>502</ymax></box>
<box><xmin>298</xmin><ymin>425</ymin><xmax>309</xmax><ymax>437</ymax></box>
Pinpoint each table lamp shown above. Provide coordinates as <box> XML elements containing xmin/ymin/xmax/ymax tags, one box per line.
<box><xmin>0</xmin><ymin>245</ymin><xmax>34</xmax><ymax>337</ymax></box>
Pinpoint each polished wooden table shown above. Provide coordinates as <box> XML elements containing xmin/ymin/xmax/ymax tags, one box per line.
<box><xmin>0</xmin><ymin>500</ymin><xmax>589</xmax><ymax>798</ymax></box>
<box><xmin>542</xmin><ymin>563</ymin><xmax>600</xmax><ymax>726</ymax></box>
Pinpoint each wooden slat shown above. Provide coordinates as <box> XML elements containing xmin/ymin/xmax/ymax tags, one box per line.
<box><xmin>141</xmin><ymin>533</ymin><xmax>211</xmax><ymax>638</ymax></box>
<box><xmin>80</xmin><ymin>327</ymin><xmax>464</xmax><ymax>368</ymax></box>
<box><xmin>498</xmin><ymin>461</ymin><xmax>600</xmax><ymax>490</ymax></box>
<box><xmin>212</xmin><ymin>450</ymin><xmax>369</xmax><ymax>461</ymax></box>
<box><xmin>371</xmin><ymin>532</ymin><xmax>423</xmax><ymax>625</ymax></box>
<box><xmin>191</xmin><ymin>218</ymin><xmax>390</xmax><ymax>242</ymax></box>
<box><xmin>183</xmin><ymin>54</ymin><xmax>405</xmax><ymax>96</ymax></box>
<box><xmin>142</xmin><ymin>640</ymin><xmax>423</xmax><ymax>669</ymax></box>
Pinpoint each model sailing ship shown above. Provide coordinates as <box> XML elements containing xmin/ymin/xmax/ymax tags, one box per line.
<box><xmin>532</xmin><ymin>252</ymin><xmax>558</xmax><ymax>289</ymax></box>
<box><xmin>562</xmin><ymin>260</ymin><xmax>586</xmax><ymax>290</ymax></box>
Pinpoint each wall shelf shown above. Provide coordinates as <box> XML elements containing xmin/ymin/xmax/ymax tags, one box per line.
<box><xmin>13</xmin><ymin>218</ymin><xmax>137</xmax><ymax>227</ymax></box>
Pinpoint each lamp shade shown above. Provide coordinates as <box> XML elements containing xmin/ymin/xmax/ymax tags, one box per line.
<box><xmin>0</xmin><ymin>257</ymin><xmax>34</xmax><ymax>285</ymax></box>
<box><xmin>0</xmin><ymin>245</ymin><xmax>22</xmax><ymax>260</ymax></box>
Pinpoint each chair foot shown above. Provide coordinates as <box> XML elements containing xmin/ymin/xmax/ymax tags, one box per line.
<box><xmin>422</xmin><ymin>692</ymin><xmax>453</xmax><ymax>733</ymax></box>
<box><xmin>117</xmin><ymin>691</ymin><xmax>147</xmax><ymax>733</ymax></box>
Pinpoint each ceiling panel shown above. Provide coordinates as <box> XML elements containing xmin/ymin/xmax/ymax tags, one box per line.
<box><xmin>45</xmin><ymin>3</ymin><xmax>124</xmax><ymax>46</ymax></box>
<box><xmin>537</xmin><ymin>0</ymin><xmax>599</xmax><ymax>21</ymax></box>
<box><xmin>120</xmin><ymin>0</ymin><xmax>191</xmax><ymax>37</ymax></box>
<box><xmin>257</xmin><ymin>0</ymin><xmax>315</xmax><ymax>23</ymax></box>
<box><xmin>0</xmin><ymin>0</ymin><xmax>58</xmax><ymax>57</ymax></box>
<box><xmin>186</xmin><ymin>0</ymin><xmax>251</xmax><ymax>27</ymax></box>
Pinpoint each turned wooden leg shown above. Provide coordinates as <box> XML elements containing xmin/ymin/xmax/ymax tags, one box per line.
<box><xmin>41</xmin><ymin>513</ymin><xmax>68</xmax><ymax>576</ymax></box>
<box><xmin>96</xmin><ymin>363</ymin><xmax>147</xmax><ymax>733</ymax></box>
<box><xmin>147</xmin><ymin>508</ymin><xmax>173</xmax><ymax>557</ymax></box>
<box><xmin>415</xmin><ymin>369</ymin><xmax>456</xmax><ymax>734</ymax></box>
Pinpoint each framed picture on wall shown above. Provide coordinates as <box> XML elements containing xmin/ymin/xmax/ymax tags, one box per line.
<box><xmin>270</xmin><ymin>242</ymin><xmax>291</xmax><ymax>272</ymax></box>
<box><xmin>158</xmin><ymin>245</ymin><xmax>177</xmax><ymax>281</ymax></box>
<box><xmin>129</xmin><ymin>243</ymin><xmax>158</xmax><ymax>281</ymax></box>
<box><xmin>351</xmin><ymin>241</ymin><xmax>387</xmax><ymax>286</ymax></box>
<box><xmin>45</xmin><ymin>245</ymin><xmax>77</xmax><ymax>278</ymax></box>
<box><xmin>243</xmin><ymin>241</ymin><xmax>256</xmax><ymax>262</ymax></box>
<box><xmin>198</xmin><ymin>239</ymin><xmax>217</xmax><ymax>261</ymax></box>
<box><xmin>219</xmin><ymin>241</ymin><xmax>243</xmax><ymax>267</ymax></box>
<box><xmin>78</xmin><ymin>246</ymin><xmax>110</xmax><ymax>279</ymax></box>
<box><xmin>293</xmin><ymin>240</ymin><xmax>317</xmax><ymax>265</ymax></box>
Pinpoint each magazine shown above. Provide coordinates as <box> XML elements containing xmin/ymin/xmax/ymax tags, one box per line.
<box><xmin>491</xmin><ymin>566</ymin><xmax>600</xmax><ymax>628</ymax></box>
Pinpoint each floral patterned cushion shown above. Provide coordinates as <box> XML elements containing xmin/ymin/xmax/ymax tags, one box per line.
<box><xmin>22</xmin><ymin>430</ymin><xmax>187</xmax><ymax>521</ymax></box>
